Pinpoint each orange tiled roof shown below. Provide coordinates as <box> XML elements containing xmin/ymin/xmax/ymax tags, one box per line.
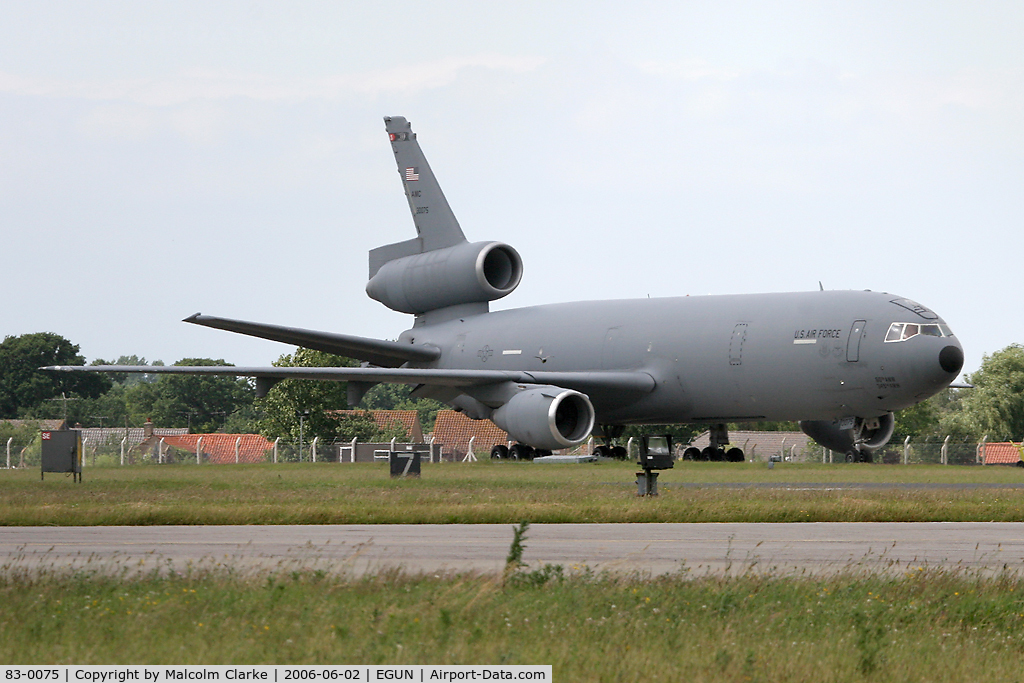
<box><xmin>980</xmin><ymin>443</ymin><xmax>1023</xmax><ymax>464</ymax></box>
<box><xmin>331</xmin><ymin>410</ymin><xmax>423</xmax><ymax>441</ymax></box>
<box><xmin>78</xmin><ymin>427</ymin><xmax>188</xmax><ymax>449</ymax></box>
<box><xmin>163</xmin><ymin>434</ymin><xmax>274</xmax><ymax>464</ymax></box>
<box><xmin>432</xmin><ymin>410</ymin><xmax>508</xmax><ymax>458</ymax></box>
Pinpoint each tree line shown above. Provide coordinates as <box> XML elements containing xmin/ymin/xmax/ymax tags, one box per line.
<box><xmin>0</xmin><ymin>332</ymin><xmax>444</xmax><ymax>445</ymax></box>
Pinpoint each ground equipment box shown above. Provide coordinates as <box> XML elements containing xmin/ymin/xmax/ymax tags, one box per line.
<box><xmin>389</xmin><ymin>450</ymin><xmax>422</xmax><ymax>478</ymax></box>
<box><xmin>41</xmin><ymin>429</ymin><xmax>82</xmax><ymax>482</ymax></box>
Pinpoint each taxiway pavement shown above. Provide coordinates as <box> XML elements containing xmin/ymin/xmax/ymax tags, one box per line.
<box><xmin>3</xmin><ymin>523</ymin><xmax>1023</xmax><ymax>576</ymax></box>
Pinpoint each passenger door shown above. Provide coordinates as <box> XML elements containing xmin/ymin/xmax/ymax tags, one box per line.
<box><xmin>846</xmin><ymin>320</ymin><xmax>866</xmax><ymax>362</ymax></box>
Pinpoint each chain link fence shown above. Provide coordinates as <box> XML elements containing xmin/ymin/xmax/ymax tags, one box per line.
<box><xmin>63</xmin><ymin>438</ymin><xmax>446</xmax><ymax>466</ymax></box>
<box><xmin>871</xmin><ymin>437</ymin><xmax>980</xmax><ymax>465</ymax></box>
<box><xmin>4</xmin><ymin>429</ymin><xmax>1020</xmax><ymax>468</ymax></box>
<box><xmin>819</xmin><ymin>437</ymin><xmax>1003</xmax><ymax>466</ymax></box>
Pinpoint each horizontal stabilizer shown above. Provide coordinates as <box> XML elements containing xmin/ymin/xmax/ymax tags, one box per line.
<box><xmin>183</xmin><ymin>313</ymin><xmax>440</xmax><ymax>367</ymax></box>
<box><xmin>368</xmin><ymin>237</ymin><xmax>423</xmax><ymax>280</ymax></box>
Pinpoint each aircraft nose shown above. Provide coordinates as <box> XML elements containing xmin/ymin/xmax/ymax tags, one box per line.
<box><xmin>939</xmin><ymin>344</ymin><xmax>964</xmax><ymax>375</ymax></box>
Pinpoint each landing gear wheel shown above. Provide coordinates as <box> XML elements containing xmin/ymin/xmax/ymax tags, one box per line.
<box><xmin>726</xmin><ymin>447</ymin><xmax>745</xmax><ymax>462</ymax></box>
<box><xmin>593</xmin><ymin>445</ymin><xmax>613</xmax><ymax>458</ymax></box>
<box><xmin>490</xmin><ymin>445</ymin><xmax>509</xmax><ymax>460</ymax></box>
<box><xmin>611</xmin><ymin>446</ymin><xmax>628</xmax><ymax>460</ymax></box>
<box><xmin>683</xmin><ymin>447</ymin><xmax>701</xmax><ymax>461</ymax></box>
<box><xmin>845</xmin><ymin>450</ymin><xmax>873</xmax><ymax>463</ymax></box>
<box><xmin>700</xmin><ymin>447</ymin><xmax>714</xmax><ymax>461</ymax></box>
<box><xmin>509</xmin><ymin>443</ymin><xmax>534</xmax><ymax>460</ymax></box>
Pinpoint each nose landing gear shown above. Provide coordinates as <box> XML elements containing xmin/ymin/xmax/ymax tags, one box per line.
<box><xmin>844</xmin><ymin>418</ymin><xmax>883</xmax><ymax>463</ymax></box>
<box><xmin>844</xmin><ymin>448</ymin><xmax>874</xmax><ymax>463</ymax></box>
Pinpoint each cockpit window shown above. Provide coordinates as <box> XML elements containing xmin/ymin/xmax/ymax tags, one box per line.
<box><xmin>885</xmin><ymin>322</ymin><xmax>954</xmax><ymax>343</ymax></box>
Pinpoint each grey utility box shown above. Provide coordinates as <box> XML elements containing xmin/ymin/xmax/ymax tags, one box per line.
<box><xmin>41</xmin><ymin>429</ymin><xmax>83</xmax><ymax>482</ymax></box>
<box><xmin>389</xmin><ymin>450</ymin><xmax>422</xmax><ymax>478</ymax></box>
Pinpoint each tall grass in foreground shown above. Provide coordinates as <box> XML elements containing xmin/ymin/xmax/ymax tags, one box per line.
<box><xmin>1</xmin><ymin>561</ymin><xmax>1022</xmax><ymax>681</ymax></box>
<box><xmin>2</xmin><ymin>462</ymin><xmax>1024</xmax><ymax>525</ymax></box>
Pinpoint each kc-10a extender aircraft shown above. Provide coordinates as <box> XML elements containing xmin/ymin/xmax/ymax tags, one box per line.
<box><xmin>46</xmin><ymin>116</ymin><xmax>965</xmax><ymax>463</ymax></box>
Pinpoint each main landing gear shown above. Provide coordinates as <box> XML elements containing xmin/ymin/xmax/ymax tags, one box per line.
<box><xmin>593</xmin><ymin>445</ymin><xmax>629</xmax><ymax>460</ymax></box>
<box><xmin>681</xmin><ymin>423</ymin><xmax>745</xmax><ymax>462</ymax></box>
<box><xmin>490</xmin><ymin>443</ymin><xmax>552</xmax><ymax>460</ymax></box>
<box><xmin>592</xmin><ymin>425</ymin><xmax>629</xmax><ymax>460</ymax></box>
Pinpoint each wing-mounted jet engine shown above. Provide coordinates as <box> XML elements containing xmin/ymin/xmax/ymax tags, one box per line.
<box><xmin>489</xmin><ymin>387</ymin><xmax>595</xmax><ymax>452</ymax></box>
<box><xmin>799</xmin><ymin>413</ymin><xmax>896</xmax><ymax>463</ymax></box>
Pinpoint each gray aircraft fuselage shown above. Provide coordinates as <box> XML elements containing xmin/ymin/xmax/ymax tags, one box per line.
<box><xmin>401</xmin><ymin>290</ymin><xmax>960</xmax><ymax>425</ymax></box>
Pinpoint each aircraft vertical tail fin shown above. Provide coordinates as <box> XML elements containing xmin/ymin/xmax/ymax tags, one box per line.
<box><xmin>369</xmin><ymin>116</ymin><xmax>467</xmax><ymax>277</ymax></box>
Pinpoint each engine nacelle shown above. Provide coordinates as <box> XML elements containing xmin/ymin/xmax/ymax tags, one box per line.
<box><xmin>490</xmin><ymin>387</ymin><xmax>595</xmax><ymax>451</ymax></box>
<box><xmin>366</xmin><ymin>240</ymin><xmax>523</xmax><ymax>314</ymax></box>
<box><xmin>799</xmin><ymin>413</ymin><xmax>896</xmax><ymax>456</ymax></box>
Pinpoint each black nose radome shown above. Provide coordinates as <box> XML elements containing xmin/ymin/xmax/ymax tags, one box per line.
<box><xmin>939</xmin><ymin>345</ymin><xmax>964</xmax><ymax>374</ymax></box>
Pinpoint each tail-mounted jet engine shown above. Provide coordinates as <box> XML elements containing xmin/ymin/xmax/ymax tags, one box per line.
<box><xmin>366</xmin><ymin>240</ymin><xmax>523</xmax><ymax>314</ymax></box>
<box><xmin>799</xmin><ymin>413</ymin><xmax>895</xmax><ymax>463</ymax></box>
<box><xmin>490</xmin><ymin>387</ymin><xmax>596</xmax><ymax>452</ymax></box>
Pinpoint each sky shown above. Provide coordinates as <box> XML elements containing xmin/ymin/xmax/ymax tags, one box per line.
<box><xmin>1</xmin><ymin>1</ymin><xmax>1022</xmax><ymax>378</ymax></box>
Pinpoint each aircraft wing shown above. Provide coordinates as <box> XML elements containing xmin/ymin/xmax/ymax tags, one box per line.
<box><xmin>43</xmin><ymin>364</ymin><xmax>656</xmax><ymax>396</ymax></box>
<box><xmin>183</xmin><ymin>313</ymin><xmax>440</xmax><ymax>368</ymax></box>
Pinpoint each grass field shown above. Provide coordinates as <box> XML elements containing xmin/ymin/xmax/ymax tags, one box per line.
<box><xmin>1</xmin><ymin>460</ymin><xmax>1024</xmax><ymax>526</ymax></box>
<box><xmin>2</xmin><ymin>560</ymin><xmax>1023</xmax><ymax>681</ymax></box>
<box><xmin>4</xmin><ymin>462</ymin><xmax>1024</xmax><ymax>676</ymax></box>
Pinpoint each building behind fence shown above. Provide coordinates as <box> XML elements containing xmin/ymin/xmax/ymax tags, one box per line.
<box><xmin>689</xmin><ymin>430</ymin><xmax>814</xmax><ymax>461</ymax></box>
